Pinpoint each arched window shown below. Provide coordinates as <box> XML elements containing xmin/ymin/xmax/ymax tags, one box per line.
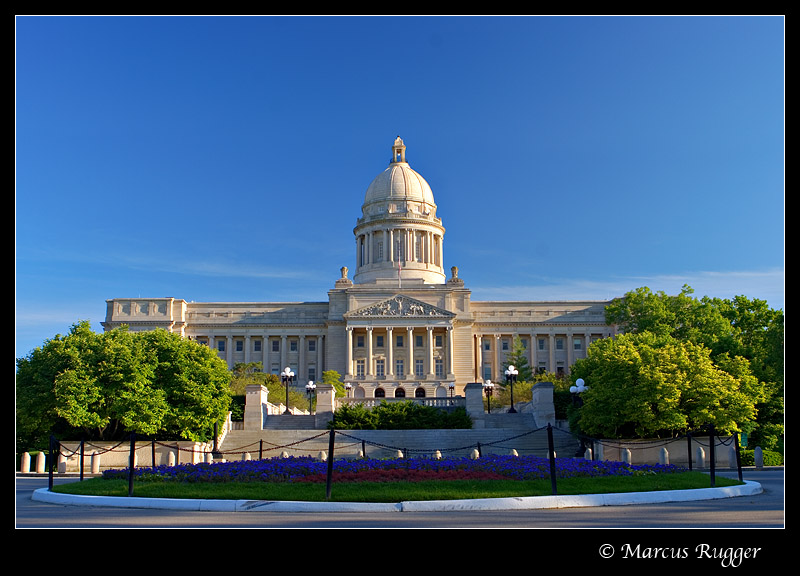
<box><xmin>375</xmin><ymin>388</ymin><xmax>386</xmax><ymax>398</ymax></box>
<box><xmin>395</xmin><ymin>387</ymin><xmax>406</xmax><ymax>398</ymax></box>
<box><xmin>415</xmin><ymin>387</ymin><xmax>426</xmax><ymax>398</ymax></box>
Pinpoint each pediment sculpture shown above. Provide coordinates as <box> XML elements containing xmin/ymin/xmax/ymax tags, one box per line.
<box><xmin>347</xmin><ymin>295</ymin><xmax>453</xmax><ymax>318</ymax></box>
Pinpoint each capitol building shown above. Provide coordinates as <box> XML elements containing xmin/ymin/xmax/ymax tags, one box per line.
<box><xmin>103</xmin><ymin>137</ymin><xmax>618</xmax><ymax>399</ymax></box>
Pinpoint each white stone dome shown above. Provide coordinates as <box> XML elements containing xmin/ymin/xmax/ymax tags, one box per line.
<box><xmin>364</xmin><ymin>162</ymin><xmax>435</xmax><ymax>206</ymax></box>
<box><xmin>362</xmin><ymin>137</ymin><xmax>436</xmax><ymax>208</ymax></box>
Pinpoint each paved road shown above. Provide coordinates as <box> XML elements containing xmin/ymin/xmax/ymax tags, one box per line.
<box><xmin>16</xmin><ymin>468</ymin><xmax>782</xmax><ymax>530</ymax></box>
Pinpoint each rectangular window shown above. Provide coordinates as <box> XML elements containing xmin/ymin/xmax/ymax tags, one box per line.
<box><xmin>415</xmin><ymin>359</ymin><xmax>424</xmax><ymax>377</ymax></box>
<box><xmin>435</xmin><ymin>335</ymin><xmax>443</xmax><ymax>348</ymax></box>
<box><xmin>308</xmin><ymin>339</ymin><xmax>316</xmax><ymax>352</ymax></box>
<box><xmin>357</xmin><ymin>335</ymin><xmax>365</xmax><ymax>348</ymax></box>
<box><xmin>416</xmin><ymin>335</ymin><xmax>423</xmax><ymax>348</ymax></box>
<box><xmin>254</xmin><ymin>340</ymin><xmax>262</xmax><ymax>352</ymax></box>
<box><xmin>435</xmin><ymin>357</ymin><xmax>443</xmax><ymax>378</ymax></box>
<box><xmin>356</xmin><ymin>359</ymin><xmax>365</xmax><ymax>378</ymax></box>
<box><xmin>538</xmin><ymin>338</ymin><xmax>546</xmax><ymax>351</ymax></box>
<box><xmin>376</xmin><ymin>359</ymin><xmax>385</xmax><ymax>377</ymax></box>
<box><xmin>308</xmin><ymin>367</ymin><xmax>316</xmax><ymax>382</ymax></box>
<box><xmin>290</xmin><ymin>340</ymin><xmax>298</xmax><ymax>352</ymax></box>
<box><xmin>395</xmin><ymin>359</ymin><xmax>404</xmax><ymax>378</ymax></box>
<box><xmin>556</xmin><ymin>338</ymin><xmax>564</xmax><ymax>350</ymax></box>
<box><xmin>272</xmin><ymin>340</ymin><xmax>280</xmax><ymax>352</ymax></box>
<box><xmin>396</xmin><ymin>335</ymin><xmax>404</xmax><ymax>348</ymax></box>
<box><xmin>573</xmin><ymin>338</ymin><xmax>582</xmax><ymax>351</ymax></box>
<box><xmin>217</xmin><ymin>340</ymin><xmax>225</xmax><ymax>352</ymax></box>
<box><xmin>376</xmin><ymin>335</ymin><xmax>384</xmax><ymax>348</ymax></box>
<box><xmin>236</xmin><ymin>340</ymin><xmax>243</xmax><ymax>352</ymax></box>
<box><xmin>484</xmin><ymin>340</ymin><xmax>491</xmax><ymax>351</ymax></box>
<box><xmin>502</xmin><ymin>339</ymin><xmax>509</xmax><ymax>351</ymax></box>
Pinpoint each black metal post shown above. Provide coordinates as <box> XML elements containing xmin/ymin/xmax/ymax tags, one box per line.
<box><xmin>325</xmin><ymin>428</ymin><xmax>336</xmax><ymax>500</ymax></box>
<box><xmin>48</xmin><ymin>435</ymin><xmax>56</xmax><ymax>491</ymax></box>
<box><xmin>709</xmin><ymin>425</ymin><xmax>716</xmax><ymax>488</ymax></box>
<box><xmin>151</xmin><ymin>439</ymin><xmax>156</xmax><ymax>468</ymax></box>
<box><xmin>79</xmin><ymin>439</ymin><xmax>85</xmax><ymax>481</ymax></box>
<box><xmin>128</xmin><ymin>433</ymin><xmax>136</xmax><ymax>497</ymax></box>
<box><xmin>476</xmin><ymin>442</ymin><xmax>482</xmax><ymax>458</ymax></box>
<box><xmin>259</xmin><ymin>439</ymin><xmax>264</xmax><ymax>460</ymax></box>
<box><xmin>547</xmin><ymin>424</ymin><xmax>558</xmax><ymax>495</ymax></box>
<box><xmin>734</xmin><ymin>432</ymin><xmax>743</xmax><ymax>482</ymax></box>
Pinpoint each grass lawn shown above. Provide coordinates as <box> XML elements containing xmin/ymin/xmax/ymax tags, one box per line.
<box><xmin>51</xmin><ymin>471</ymin><xmax>741</xmax><ymax>503</ymax></box>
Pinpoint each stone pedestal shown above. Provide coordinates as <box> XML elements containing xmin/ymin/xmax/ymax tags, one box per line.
<box><xmin>244</xmin><ymin>384</ymin><xmax>269</xmax><ymax>430</ymax></box>
<box><xmin>314</xmin><ymin>384</ymin><xmax>337</xmax><ymax>429</ymax></box>
<box><xmin>531</xmin><ymin>382</ymin><xmax>556</xmax><ymax>427</ymax></box>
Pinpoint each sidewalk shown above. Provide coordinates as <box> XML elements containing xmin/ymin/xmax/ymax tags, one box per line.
<box><xmin>30</xmin><ymin>478</ymin><xmax>764</xmax><ymax>512</ymax></box>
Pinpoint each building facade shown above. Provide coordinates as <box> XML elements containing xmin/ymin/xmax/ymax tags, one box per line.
<box><xmin>103</xmin><ymin>137</ymin><xmax>617</xmax><ymax>398</ymax></box>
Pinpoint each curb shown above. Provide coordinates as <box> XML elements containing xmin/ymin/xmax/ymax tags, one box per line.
<box><xmin>31</xmin><ymin>480</ymin><xmax>762</xmax><ymax>513</ymax></box>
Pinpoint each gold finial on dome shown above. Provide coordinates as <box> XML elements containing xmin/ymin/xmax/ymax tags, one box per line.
<box><xmin>391</xmin><ymin>136</ymin><xmax>406</xmax><ymax>164</ymax></box>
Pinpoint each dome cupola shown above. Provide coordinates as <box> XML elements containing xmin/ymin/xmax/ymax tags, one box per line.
<box><xmin>353</xmin><ymin>137</ymin><xmax>446</xmax><ymax>285</ymax></box>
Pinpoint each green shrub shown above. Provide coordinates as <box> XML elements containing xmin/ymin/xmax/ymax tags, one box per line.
<box><xmin>327</xmin><ymin>401</ymin><xmax>472</xmax><ymax>430</ymax></box>
<box><xmin>739</xmin><ymin>448</ymin><xmax>783</xmax><ymax>466</ymax></box>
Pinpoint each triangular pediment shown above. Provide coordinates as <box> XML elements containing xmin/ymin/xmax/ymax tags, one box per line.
<box><xmin>345</xmin><ymin>295</ymin><xmax>454</xmax><ymax>319</ymax></box>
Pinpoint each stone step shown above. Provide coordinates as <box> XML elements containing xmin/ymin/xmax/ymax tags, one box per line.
<box><xmin>219</xmin><ymin>426</ymin><xmax>580</xmax><ymax>461</ymax></box>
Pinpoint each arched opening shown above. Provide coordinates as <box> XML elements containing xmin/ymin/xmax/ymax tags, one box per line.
<box><xmin>415</xmin><ymin>387</ymin><xmax>426</xmax><ymax>398</ymax></box>
<box><xmin>394</xmin><ymin>387</ymin><xmax>406</xmax><ymax>398</ymax></box>
<box><xmin>375</xmin><ymin>388</ymin><xmax>386</xmax><ymax>398</ymax></box>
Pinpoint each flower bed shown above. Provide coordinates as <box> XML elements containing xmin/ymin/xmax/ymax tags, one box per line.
<box><xmin>101</xmin><ymin>454</ymin><xmax>684</xmax><ymax>484</ymax></box>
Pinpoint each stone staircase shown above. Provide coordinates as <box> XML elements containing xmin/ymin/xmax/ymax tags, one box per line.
<box><xmin>218</xmin><ymin>416</ymin><xmax>580</xmax><ymax>461</ymax></box>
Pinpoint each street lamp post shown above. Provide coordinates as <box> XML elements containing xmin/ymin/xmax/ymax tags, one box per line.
<box><xmin>504</xmin><ymin>365</ymin><xmax>519</xmax><ymax>413</ymax></box>
<box><xmin>281</xmin><ymin>367</ymin><xmax>295</xmax><ymax>415</ymax></box>
<box><xmin>344</xmin><ymin>382</ymin><xmax>352</xmax><ymax>398</ymax></box>
<box><xmin>483</xmin><ymin>379</ymin><xmax>494</xmax><ymax>413</ymax></box>
<box><xmin>569</xmin><ymin>378</ymin><xmax>589</xmax><ymax>456</ymax></box>
<box><xmin>305</xmin><ymin>380</ymin><xmax>316</xmax><ymax>413</ymax></box>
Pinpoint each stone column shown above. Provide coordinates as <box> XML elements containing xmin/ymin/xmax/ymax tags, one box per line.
<box><xmin>317</xmin><ymin>334</ymin><xmax>324</xmax><ymax>373</ymax></box>
<box><xmin>549</xmin><ymin>333</ymin><xmax>555</xmax><ymax>373</ymax></box>
<box><xmin>245</xmin><ymin>334</ymin><xmax>251</xmax><ymax>364</ymax></box>
<box><xmin>492</xmin><ymin>334</ymin><xmax>499</xmax><ymax>381</ymax></box>
<box><xmin>446</xmin><ymin>326</ymin><xmax>454</xmax><ymax>377</ymax></box>
<box><xmin>475</xmin><ymin>334</ymin><xmax>482</xmax><ymax>380</ymax></box>
<box><xmin>387</xmin><ymin>327</ymin><xmax>394</xmax><ymax>376</ymax></box>
<box><xmin>427</xmin><ymin>326</ymin><xmax>435</xmax><ymax>377</ymax></box>
<box><xmin>407</xmin><ymin>326</ymin><xmax>414</xmax><ymax>379</ymax></box>
<box><xmin>299</xmin><ymin>334</ymin><xmax>306</xmax><ymax>381</ymax></box>
<box><xmin>346</xmin><ymin>327</ymin><xmax>353</xmax><ymax>378</ymax></box>
<box><xmin>366</xmin><ymin>327</ymin><xmax>373</xmax><ymax>376</ymax></box>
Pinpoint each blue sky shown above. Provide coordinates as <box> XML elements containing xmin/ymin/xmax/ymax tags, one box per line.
<box><xmin>16</xmin><ymin>16</ymin><xmax>784</xmax><ymax>360</ymax></box>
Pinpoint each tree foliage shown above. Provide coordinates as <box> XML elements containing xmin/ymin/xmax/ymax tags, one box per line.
<box><xmin>586</xmin><ymin>286</ymin><xmax>783</xmax><ymax>446</ymax></box>
<box><xmin>16</xmin><ymin>322</ymin><xmax>232</xmax><ymax>449</ymax></box>
<box><xmin>571</xmin><ymin>332</ymin><xmax>765</xmax><ymax>438</ymax></box>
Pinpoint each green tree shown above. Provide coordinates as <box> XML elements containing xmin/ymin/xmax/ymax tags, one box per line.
<box><xmin>570</xmin><ymin>332</ymin><xmax>766</xmax><ymax>439</ymax></box>
<box><xmin>605</xmin><ymin>286</ymin><xmax>783</xmax><ymax>449</ymax></box>
<box><xmin>501</xmin><ymin>335</ymin><xmax>534</xmax><ymax>383</ymax></box>
<box><xmin>321</xmin><ymin>369</ymin><xmax>346</xmax><ymax>397</ymax></box>
<box><xmin>16</xmin><ymin>322</ymin><xmax>232</xmax><ymax>448</ymax></box>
